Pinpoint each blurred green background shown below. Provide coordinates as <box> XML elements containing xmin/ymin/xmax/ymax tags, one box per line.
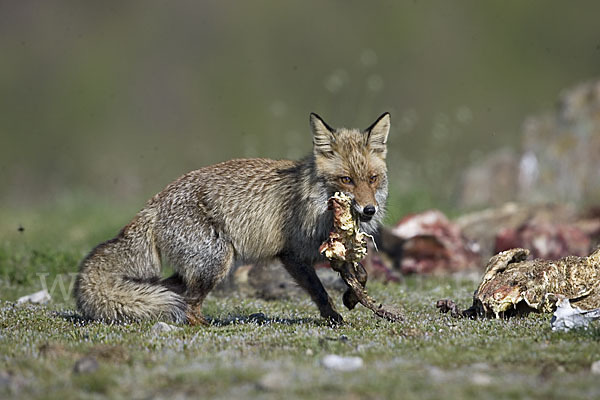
<box><xmin>2</xmin><ymin>1</ymin><xmax>600</xmax><ymax>215</ymax></box>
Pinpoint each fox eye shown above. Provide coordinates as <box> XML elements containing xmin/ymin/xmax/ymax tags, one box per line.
<box><xmin>339</xmin><ymin>176</ymin><xmax>353</xmax><ymax>185</ymax></box>
<box><xmin>369</xmin><ymin>175</ymin><xmax>378</xmax><ymax>184</ymax></box>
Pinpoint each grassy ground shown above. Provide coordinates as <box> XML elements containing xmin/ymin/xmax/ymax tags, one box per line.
<box><xmin>1</xmin><ymin>204</ymin><xmax>600</xmax><ymax>399</ymax></box>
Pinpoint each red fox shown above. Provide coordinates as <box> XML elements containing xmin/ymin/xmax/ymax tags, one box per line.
<box><xmin>74</xmin><ymin>113</ymin><xmax>391</xmax><ymax>324</ymax></box>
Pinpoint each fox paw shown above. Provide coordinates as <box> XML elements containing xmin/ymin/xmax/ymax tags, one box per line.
<box><xmin>186</xmin><ymin>312</ymin><xmax>209</xmax><ymax>326</ymax></box>
<box><xmin>321</xmin><ymin>308</ymin><xmax>344</xmax><ymax>325</ymax></box>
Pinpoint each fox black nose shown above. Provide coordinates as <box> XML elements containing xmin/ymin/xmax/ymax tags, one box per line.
<box><xmin>363</xmin><ymin>205</ymin><xmax>376</xmax><ymax>217</ymax></box>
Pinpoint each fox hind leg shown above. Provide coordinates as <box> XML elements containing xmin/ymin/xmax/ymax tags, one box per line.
<box><xmin>184</xmin><ymin>240</ymin><xmax>234</xmax><ymax>325</ymax></box>
<box><xmin>159</xmin><ymin>272</ymin><xmax>209</xmax><ymax>323</ymax></box>
<box><xmin>159</xmin><ymin>227</ymin><xmax>235</xmax><ymax>325</ymax></box>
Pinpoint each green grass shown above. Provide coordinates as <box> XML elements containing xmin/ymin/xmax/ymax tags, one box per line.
<box><xmin>1</xmin><ymin>203</ymin><xmax>600</xmax><ymax>399</ymax></box>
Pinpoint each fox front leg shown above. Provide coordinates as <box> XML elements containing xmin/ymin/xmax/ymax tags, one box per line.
<box><xmin>280</xmin><ymin>256</ymin><xmax>344</xmax><ymax>324</ymax></box>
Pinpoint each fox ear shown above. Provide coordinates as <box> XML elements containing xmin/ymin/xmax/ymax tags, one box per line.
<box><xmin>365</xmin><ymin>112</ymin><xmax>390</xmax><ymax>156</ymax></box>
<box><xmin>310</xmin><ymin>113</ymin><xmax>336</xmax><ymax>157</ymax></box>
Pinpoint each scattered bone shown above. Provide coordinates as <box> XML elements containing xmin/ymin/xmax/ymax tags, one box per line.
<box><xmin>388</xmin><ymin>210</ymin><xmax>480</xmax><ymax>274</ymax></box>
<box><xmin>17</xmin><ymin>290</ymin><xmax>51</xmax><ymax>305</ymax></box>
<box><xmin>438</xmin><ymin>247</ymin><xmax>600</xmax><ymax>320</ymax></box>
<box><xmin>551</xmin><ymin>298</ymin><xmax>600</xmax><ymax>332</ymax></box>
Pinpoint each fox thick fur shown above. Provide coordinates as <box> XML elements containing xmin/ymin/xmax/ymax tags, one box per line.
<box><xmin>74</xmin><ymin>113</ymin><xmax>391</xmax><ymax>324</ymax></box>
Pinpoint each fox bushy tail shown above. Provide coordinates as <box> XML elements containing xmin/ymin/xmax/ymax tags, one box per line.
<box><xmin>74</xmin><ymin>208</ymin><xmax>187</xmax><ymax>323</ymax></box>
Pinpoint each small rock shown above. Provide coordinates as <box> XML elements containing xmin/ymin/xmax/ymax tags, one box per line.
<box><xmin>151</xmin><ymin>321</ymin><xmax>181</xmax><ymax>334</ymax></box>
<box><xmin>17</xmin><ymin>290</ymin><xmax>51</xmax><ymax>305</ymax></box>
<box><xmin>427</xmin><ymin>366</ymin><xmax>448</xmax><ymax>383</ymax></box>
<box><xmin>73</xmin><ymin>356</ymin><xmax>99</xmax><ymax>374</ymax></box>
<box><xmin>470</xmin><ymin>372</ymin><xmax>493</xmax><ymax>386</ymax></box>
<box><xmin>591</xmin><ymin>360</ymin><xmax>600</xmax><ymax>375</ymax></box>
<box><xmin>305</xmin><ymin>349</ymin><xmax>314</xmax><ymax>356</ymax></box>
<box><xmin>257</xmin><ymin>371</ymin><xmax>290</xmax><ymax>391</ymax></box>
<box><xmin>321</xmin><ymin>354</ymin><xmax>363</xmax><ymax>371</ymax></box>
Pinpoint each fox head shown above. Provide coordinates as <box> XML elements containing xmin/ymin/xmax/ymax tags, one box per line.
<box><xmin>310</xmin><ymin>112</ymin><xmax>390</xmax><ymax>231</ymax></box>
